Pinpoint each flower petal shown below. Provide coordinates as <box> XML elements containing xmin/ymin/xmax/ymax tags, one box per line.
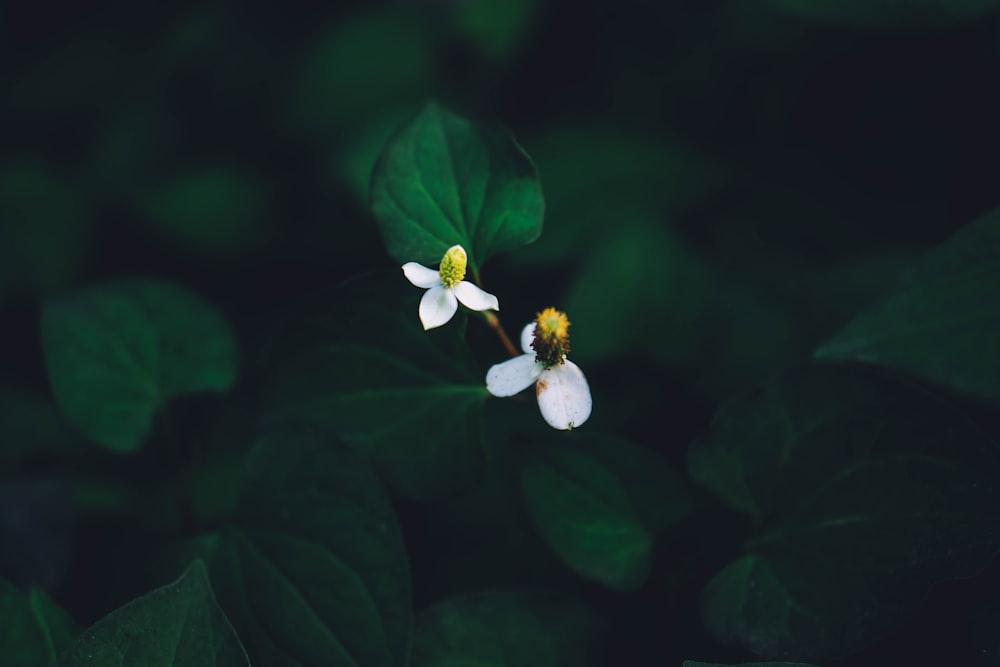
<box><xmin>419</xmin><ymin>285</ymin><xmax>459</xmax><ymax>329</ymax></box>
<box><xmin>486</xmin><ymin>354</ymin><xmax>542</xmax><ymax>397</ymax></box>
<box><xmin>402</xmin><ymin>262</ymin><xmax>442</xmax><ymax>288</ymax></box>
<box><xmin>519</xmin><ymin>322</ymin><xmax>536</xmax><ymax>354</ymax></box>
<box><xmin>453</xmin><ymin>281</ymin><xmax>499</xmax><ymax>312</ymax></box>
<box><xmin>535</xmin><ymin>360</ymin><xmax>592</xmax><ymax>430</ymax></box>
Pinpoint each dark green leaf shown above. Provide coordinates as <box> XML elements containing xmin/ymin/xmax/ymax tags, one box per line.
<box><xmin>0</xmin><ymin>159</ymin><xmax>90</xmax><ymax>297</ymax></box>
<box><xmin>688</xmin><ymin>363</ymin><xmax>1000</xmax><ymax>661</ymax></box>
<box><xmin>817</xmin><ymin>205</ymin><xmax>1000</xmax><ymax>405</ymax></box>
<box><xmin>198</xmin><ymin>429</ymin><xmax>412</xmax><ymax>667</ymax></box>
<box><xmin>262</xmin><ymin>274</ymin><xmax>488</xmax><ymax>499</ymax></box>
<box><xmin>519</xmin><ymin>433</ymin><xmax>691</xmax><ymax>591</ymax></box>
<box><xmin>29</xmin><ymin>588</ymin><xmax>81</xmax><ymax>657</ymax></box>
<box><xmin>137</xmin><ymin>165</ymin><xmax>272</xmax><ymax>254</ymax></box>
<box><xmin>371</xmin><ymin>102</ymin><xmax>544</xmax><ymax>271</ymax></box>
<box><xmin>41</xmin><ymin>280</ymin><xmax>239</xmax><ymax>452</ymax></box>
<box><xmin>0</xmin><ymin>579</ymin><xmax>80</xmax><ymax>665</ymax></box>
<box><xmin>411</xmin><ymin>590</ymin><xmax>602</xmax><ymax>667</ymax></box>
<box><xmin>286</xmin><ymin>9</ymin><xmax>430</xmax><ymax>136</ymax></box>
<box><xmin>59</xmin><ymin>560</ymin><xmax>248</xmax><ymax>666</ymax></box>
<box><xmin>763</xmin><ymin>0</ymin><xmax>999</xmax><ymax>25</ymax></box>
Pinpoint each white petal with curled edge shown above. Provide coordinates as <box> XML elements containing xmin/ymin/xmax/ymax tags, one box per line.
<box><xmin>418</xmin><ymin>285</ymin><xmax>459</xmax><ymax>329</ymax></box>
<box><xmin>519</xmin><ymin>322</ymin><xmax>536</xmax><ymax>354</ymax></box>
<box><xmin>453</xmin><ymin>280</ymin><xmax>499</xmax><ymax>312</ymax></box>
<box><xmin>402</xmin><ymin>262</ymin><xmax>442</xmax><ymax>288</ymax></box>
<box><xmin>486</xmin><ymin>354</ymin><xmax>542</xmax><ymax>397</ymax></box>
<box><xmin>535</xmin><ymin>360</ymin><xmax>592</xmax><ymax>430</ymax></box>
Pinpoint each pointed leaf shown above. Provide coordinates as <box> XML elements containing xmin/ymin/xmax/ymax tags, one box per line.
<box><xmin>817</xmin><ymin>204</ymin><xmax>1000</xmax><ymax>405</ymax></box>
<box><xmin>519</xmin><ymin>433</ymin><xmax>691</xmax><ymax>591</ymax></box>
<box><xmin>0</xmin><ymin>579</ymin><xmax>80</xmax><ymax>666</ymax></box>
<box><xmin>688</xmin><ymin>363</ymin><xmax>1000</xmax><ymax>661</ymax></box>
<box><xmin>41</xmin><ymin>280</ymin><xmax>239</xmax><ymax>452</ymax></box>
<box><xmin>59</xmin><ymin>560</ymin><xmax>248</xmax><ymax>666</ymax></box>
<box><xmin>371</xmin><ymin>102</ymin><xmax>544</xmax><ymax>271</ymax></box>
<box><xmin>197</xmin><ymin>430</ymin><xmax>412</xmax><ymax>667</ymax></box>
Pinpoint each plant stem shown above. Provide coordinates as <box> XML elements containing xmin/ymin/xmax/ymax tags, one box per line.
<box><xmin>483</xmin><ymin>311</ymin><xmax>520</xmax><ymax>358</ymax></box>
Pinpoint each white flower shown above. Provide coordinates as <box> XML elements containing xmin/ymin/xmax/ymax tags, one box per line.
<box><xmin>402</xmin><ymin>245</ymin><xmax>499</xmax><ymax>330</ymax></box>
<box><xmin>486</xmin><ymin>316</ymin><xmax>592</xmax><ymax>430</ymax></box>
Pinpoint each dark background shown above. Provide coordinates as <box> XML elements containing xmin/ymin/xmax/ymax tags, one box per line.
<box><xmin>2</xmin><ymin>1</ymin><xmax>1000</xmax><ymax>665</ymax></box>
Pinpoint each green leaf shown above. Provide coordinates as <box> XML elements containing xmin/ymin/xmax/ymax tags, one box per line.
<box><xmin>59</xmin><ymin>560</ymin><xmax>248</xmax><ymax>666</ymax></box>
<box><xmin>683</xmin><ymin>662</ymin><xmax>819</xmax><ymax>667</ymax></box>
<box><xmin>370</xmin><ymin>102</ymin><xmax>544</xmax><ymax>271</ymax></box>
<box><xmin>197</xmin><ymin>429</ymin><xmax>412</xmax><ymax>667</ymax></box>
<box><xmin>41</xmin><ymin>280</ymin><xmax>239</xmax><ymax>453</ymax></box>
<box><xmin>286</xmin><ymin>8</ymin><xmax>431</xmax><ymax>136</ymax></box>
<box><xmin>137</xmin><ymin>165</ymin><xmax>272</xmax><ymax>254</ymax></box>
<box><xmin>0</xmin><ymin>579</ymin><xmax>81</xmax><ymax>665</ymax></box>
<box><xmin>261</xmin><ymin>273</ymin><xmax>488</xmax><ymax>499</ymax></box>
<box><xmin>763</xmin><ymin>0</ymin><xmax>1000</xmax><ymax>25</ymax></box>
<box><xmin>688</xmin><ymin>363</ymin><xmax>1000</xmax><ymax>661</ymax></box>
<box><xmin>29</xmin><ymin>588</ymin><xmax>81</xmax><ymax>657</ymax></box>
<box><xmin>411</xmin><ymin>590</ymin><xmax>602</xmax><ymax>667</ymax></box>
<box><xmin>0</xmin><ymin>159</ymin><xmax>91</xmax><ymax>297</ymax></box>
<box><xmin>817</xmin><ymin>205</ymin><xmax>1000</xmax><ymax>405</ymax></box>
<box><xmin>518</xmin><ymin>433</ymin><xmax>691</xmax><ymax>591</ymax></box>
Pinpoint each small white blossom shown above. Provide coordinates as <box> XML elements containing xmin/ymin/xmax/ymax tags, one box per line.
<box><xmin>486</xmin><ymin>318</ymin><xmax>592</xmax><ymax>430</ymax></box>
<box><xmin>402</xmin><ymin>245</ymin><xmax>499</xmax><ymax>330</ymax></box>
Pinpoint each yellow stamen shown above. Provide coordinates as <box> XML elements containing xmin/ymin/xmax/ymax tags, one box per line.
<box><xmin>438</xmin><ymin>245</ymin><xmax>468</xmax><ymax>288</ymax></box>
<box><xmin>532</xmin><ymin>307</ymin><xmax>571</xmax><ymax>368</ymax></box>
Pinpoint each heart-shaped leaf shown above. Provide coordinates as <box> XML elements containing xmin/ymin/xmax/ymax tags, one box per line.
<box><xmin>688</xmin><ymin>363</ymin><xmax>1000</xmax><ymax>661</ymax></box>
<box><xmin>817</xmin><ymin>204</ymin><xmax>1000</xmax><ymax>406</ymax></box>
<box><xmin>0</xmin><ymin>580</ymin><xmax>80</xmax><ymax>665</ymax></box>
<box><xmin>518</xmin><ymin>433</ymin><xmax>691</xmax><ymax>591</ymax></box>
<box><xmin>59</xmin><ymin>560</ymin><xmax>248</xmax><ymax>666</ymax></box>
<box><xmin>370</xmin><ymin>102</ymin><xmax>544</xmax><ymax>272</ymax></box>
<box><xmin>411</xmin><ymin>589</ymin><xmax>602</xmax><ymax>667</ymax></box>
<box><xmin>763</xmin><ymin>0</ymin><xmax>1000</xmax><ymax>25</ymax></box>
<box><xmin>261</xmin><ymin>273</ymin><xmax>488</xmax><ymax>499</ymax></box>
<box><xmin>195</xmin><ymin>429</ymin><xmax>412</xmax><ymax>667</ymax></box>
<box><xmin>41</xmin><ymin>280</ymin><xmax>239</xmax><ymax>452</ymax></box>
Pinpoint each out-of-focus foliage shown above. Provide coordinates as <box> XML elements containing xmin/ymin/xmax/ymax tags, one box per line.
<box><xmin>3</xmin><ymin>0</ymin><xmax>1000</xmax><ymax>665</ymax></box>
<box><xmin>41</xmin><ymin>280</ymin><xmax>239</xmax><ymax>452</ymax></box>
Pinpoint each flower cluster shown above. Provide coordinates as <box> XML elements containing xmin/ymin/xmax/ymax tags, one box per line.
<box><xmin>404</xmin><ymin>245</ymin><xmax>591</xmax><ymax>430</ymax></box>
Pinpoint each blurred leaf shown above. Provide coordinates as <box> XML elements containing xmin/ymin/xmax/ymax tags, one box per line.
<box><xmin>762</xmin><ymin>0</ymin><xmax>1000</xmax><ymax>25</ymax></box>
<box><xmin>86</xmin><ymin>96</ymin><xmax>173</xmax><ymax>200</ymax></box>
<box><xmin>0</xmin><ymin>579</ymin><xmax>80</xmax><ymax>665</ymax></box>
<box><xmin>0</xmin><ymin>159</ymin><xmax>90</xmax><ymax>297</ymax></box>
<box><xmin>197</xmin><ymin>430</ymin><xmax>412</xmax><ymax>667</ymax></box>
<box><xmin>518</xmin><ymin>433</ymin><xmax>691</xmax><ymax>591</ymax></box>
<box><xmin>817</xmin><ymin>204</ymin><xmax>1000</xmax><ymax>405</ymax></box>
<box><xmin>688</xmin><ymin>363</ymin><xmax>1000</xmax><ymax>661</ymax></box>
<box><xmin>565</xmin><ymin>222</ymin><xmax>713</xmax><ymax>365</ymax></box>
<box><xmin>41</xmin><ymin>280</ymin><xmax>239</xmax><ymax>452</ymax></box>
<box><xmin>411</xmin><ymin>590</ymin><xmax>602</xmax><ymax>667</ymax></box>
<box><xmin>287</xmin><ymin>8</ymin><xmax>430</xmax><ymax>136</ymax></box>
<box><xmin>513</xmin><ymin>126</ymin><xmax>722</xmax><ymax>266</ymax></box>
<box><xmin>371</xmin><ymin>102</ymin><xmax>544</xmax><ymax>272</ymax></box>
<box><xmin>137</xmin><ymin>165</ymin><xmax>272</xmax><ymax>254</ymax></box>
<box><xmin>59</xmin><ymin>560</ymin><xmax>248</xmax><ymax>666</ymax></box>
<box><xmin>683</xmin><ymin>663</ymin><xmax>819</xmax><ymax>667</ymax></box>
<box><xmin>450</xmin><ymin>0</ymin><xmax>540</xmax><ymax>62</ymax></box>
<box><xmin>262</xmin><ymin>273</ymin><xmax>488</xmax><ymax>500</ymax></box>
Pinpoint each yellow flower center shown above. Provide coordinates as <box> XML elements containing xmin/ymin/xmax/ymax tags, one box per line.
<box><xmin>532</xmin><ymin>307</ymin><xmax>571</xmax><ymax>369</ymax></box>
<box><xmin>438</xmin><ymin>245</ymin><xmax>468</xmax><ymax>288</ymax></box>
